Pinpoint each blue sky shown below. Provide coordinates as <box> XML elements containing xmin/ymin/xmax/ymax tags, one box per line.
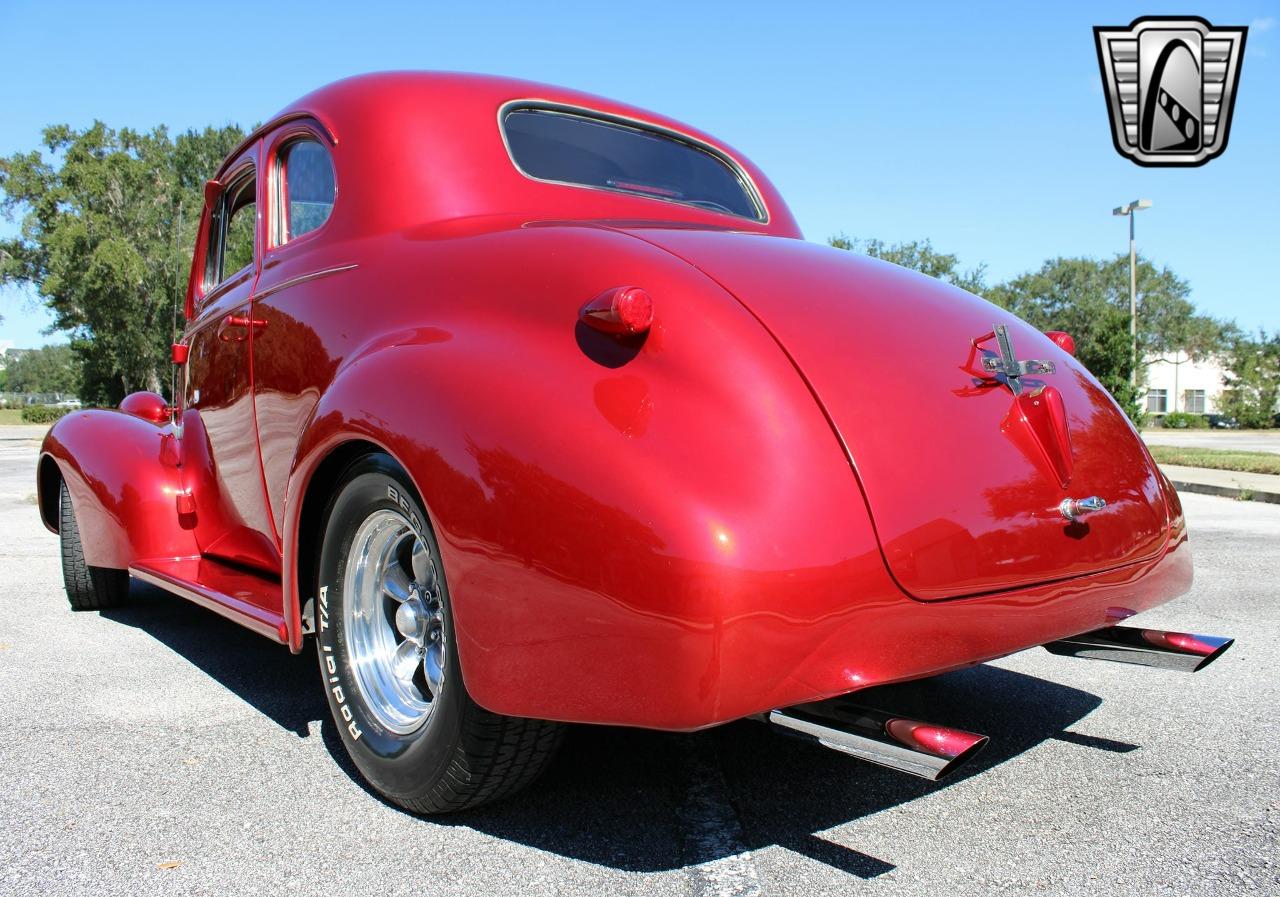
<box><xmin>2</xmin><ymin>1</ymin><xmax>1276</xmax><ymax>347</ymax></box>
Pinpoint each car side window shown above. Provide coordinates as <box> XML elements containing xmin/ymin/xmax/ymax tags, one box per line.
<box><xmin>205</xmin><ymin>170</ymin><xmax>257</xmax><ymax>288</ymax></box>
<box><xmin>278</xmin><ymin>139</ymin><xmax>335</xmax><ymax>242</ymax></box>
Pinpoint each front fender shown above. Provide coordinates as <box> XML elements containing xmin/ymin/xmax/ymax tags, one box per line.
<box><xmin>39</xmin><ymin>410</ymin><xmax>196</xmax><ymax>569</ymax></box>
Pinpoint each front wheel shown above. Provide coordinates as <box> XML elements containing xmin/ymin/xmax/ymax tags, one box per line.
<box><xmin>315</xmin><ymin>454</ymin><xmax>562</xmax><ymax>813</ymax></box>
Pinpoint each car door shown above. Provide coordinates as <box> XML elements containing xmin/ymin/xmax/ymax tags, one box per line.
<box><xmin>181</xmin><ymin>141</ymin><xmax>281</xmax><ymax>574</ymax></box>
<box><xmin>250</xmin><ymin>125</ymin><xmax>346</xmax><ymax>538</ymax></box>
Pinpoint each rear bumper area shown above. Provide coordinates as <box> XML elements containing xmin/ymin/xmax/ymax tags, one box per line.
<box><xmin>470</xmin><ymin>531</ymin><xmax>1191</xmax><ymax>732</ymax></box>
<box><xmin>706</xmin><ymin>531</ymin><xmax>1193</xmax><ymax>730</ymax></box>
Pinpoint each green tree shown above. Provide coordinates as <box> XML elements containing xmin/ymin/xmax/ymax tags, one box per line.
<box><xmin>0</xmin><ymin>122</ymin><xmax>244</xmax><ymax>404</ymax></box>
<box><xmin>1218</xmin><ymin>331</ymin><xmax>1280</xmax><ymax>428</ymax></box>
<box><xmin>987</xmin><ymin>255</ymin><xmax>1225</xmax><ymax>365</ymax></box>
<box><xmin>986</xmin><ymin>255</ymin><xmax>1226</xmax><ymax>423</ymax></box>
<box><xmin>828</xmin><ymin>234</ymin><xmax>987</xmax><ymax>294</ymax></box>
<box><xmin>4</xmin><ymin>344</ymin><xmax>82</xmax><ymax>396</ymax></box>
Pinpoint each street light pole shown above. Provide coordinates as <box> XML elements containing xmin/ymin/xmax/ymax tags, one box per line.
<box><xmin>1113</xmin><ymin>199</ymin><xmax>1152</xmax><ymax>388</ymax></box>
<box><xmin>1128</xmin><ymin>211</ymin><xmax>1137</xmax><ymax>385</ymax></box>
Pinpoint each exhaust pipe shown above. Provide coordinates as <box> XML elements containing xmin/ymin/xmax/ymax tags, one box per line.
<box><xmin>1044</xmin><ymin>625</ymin><xmax>1233</xmax><ymax>673</ymax></box>
<box><xmin>767</xmin><ymin>699</ymin><xmax>988</xmax><ymax>781</ymax></box>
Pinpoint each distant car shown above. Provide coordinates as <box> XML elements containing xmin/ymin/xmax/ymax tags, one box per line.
<box><xmin>36</xmin><ymin>73</ymin><xmax>1233</xmax><ymax>813</ymax></box>
<box><xmin>52</xmin><ymin>400</ymin><xmax>82</xmax><ymax>409</ymax></box>
<box><xmin>1209</xmin><ymin>414</ymin><xmax>1241</xmax><ymax>429</ymax></box>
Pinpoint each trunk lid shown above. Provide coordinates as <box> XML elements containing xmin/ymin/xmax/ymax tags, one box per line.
<box><xmin>632</xmin><ymin>228</ymin><xmax>1168</xmax><ymax>601</ymax></box>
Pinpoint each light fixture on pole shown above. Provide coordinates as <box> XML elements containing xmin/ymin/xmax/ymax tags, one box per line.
<box><xmin>1113</xmin><ymin>199</ymin><xmax>1152</xmax><ymax>388</ymax></box>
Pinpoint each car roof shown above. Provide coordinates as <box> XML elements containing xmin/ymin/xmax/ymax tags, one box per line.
<box><xmin>217</xmin><ymin>71</ymin><xmax>801</xmax><ymax>238</ymax></box>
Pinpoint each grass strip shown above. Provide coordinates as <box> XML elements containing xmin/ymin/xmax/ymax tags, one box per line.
<box><xmin>1149</xmin><ymin>444</ymin><xmax>1280</xmax><ymax>476</ymax></box>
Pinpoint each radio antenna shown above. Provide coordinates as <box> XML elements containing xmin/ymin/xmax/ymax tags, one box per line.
<box><xmin>169</xmin><ymin>199</ymin><xmax>184</xmax><ymax>419</ymax></box>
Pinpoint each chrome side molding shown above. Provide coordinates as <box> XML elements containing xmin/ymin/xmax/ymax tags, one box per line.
<box><xmin>767</xmin><ymin>699</ymin><xmax>988</xmax><ymax>781</ymax></box>
<box><xmin>1043</xmin><ymin>625</ymin><xmax>1234</xmax><ymax>673</ymax></box>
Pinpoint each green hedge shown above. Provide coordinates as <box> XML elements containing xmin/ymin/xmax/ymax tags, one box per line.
<box><xmin>20</xmin><ymin>405</ymin><xmax>76</xmax><ymax>424</ymax></box>
<box><xmin>1160</xmin><ymin>411</ymin><xmax>1210</xmax><ymax>429</ymax></box>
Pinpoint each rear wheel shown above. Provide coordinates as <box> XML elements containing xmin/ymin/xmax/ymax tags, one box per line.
<box><xmin>58</xmin><ymin>480</ymin><xmax>130</xmax><ymax>610</ymax></box>
<box><xmin>316</xmin><ymin>454</ymin><xmax>562</xmax><ymax>813</ymax></box>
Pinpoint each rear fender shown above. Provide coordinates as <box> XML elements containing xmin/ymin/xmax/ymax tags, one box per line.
<box><xmin>281</xmin><ymin>228</ymin><xmax>888</xmax><ymax>728</ymax></box>
<box><xmin>39</xmin><ymin>410</ymin><xmax>197</xmax><ymax>569</ymax></box>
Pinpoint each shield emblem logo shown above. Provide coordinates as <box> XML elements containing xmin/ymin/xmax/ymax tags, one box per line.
<box><xmin>1094</xmin><ymin>16</ymin><xmax>1247</xmax><ymax>166</ymax></box>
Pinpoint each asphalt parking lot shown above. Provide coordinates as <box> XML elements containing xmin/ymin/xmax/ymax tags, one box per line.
<box><xmin>1</xmin><ymin>424</ymin><xmax>1276</xmax><ymax>896</ymax></box>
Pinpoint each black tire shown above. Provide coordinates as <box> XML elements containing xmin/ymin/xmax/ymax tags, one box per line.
<box><xmin>316</xmin><ymin>454</ymin><xmax>562</xmax><ymax>813</ymax></box>
<box><xmin>58</xmin><ymin>480</ymin><xmax>130</xmax><ymax>610</ymax></box>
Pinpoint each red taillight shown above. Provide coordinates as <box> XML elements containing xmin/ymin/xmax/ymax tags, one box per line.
<box><xmin>580</xmin><ymin>286</ymin><xmax>654</xmax><ymax>336</ymax></box>
<box><xmin>1046</xmin><ymin>330</ymin><xmax>1076</xmax><ymax>356</ymax></box>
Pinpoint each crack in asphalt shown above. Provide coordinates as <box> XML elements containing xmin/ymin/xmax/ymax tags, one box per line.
<box><xmin>673</xmin><ymin>733</ymin><xmax>763</xmax><ymax>897</ymax></box>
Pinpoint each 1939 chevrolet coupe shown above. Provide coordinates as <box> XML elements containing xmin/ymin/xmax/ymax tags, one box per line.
<box><xmin>38</xmin><ymin>73</ymin><xmax>1232</xmax><ymax>812</ymax></box>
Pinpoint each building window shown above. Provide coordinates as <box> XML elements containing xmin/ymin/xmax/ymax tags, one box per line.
<box><xmin>1184</xmin><ymin>389</ymin><xmax>1206</xmax><ymax>415</ymax></box>
<box><xmin>1147</xmin><ymin>389</ymin><xmax>1168</xmax><ymax>413</ymax></box>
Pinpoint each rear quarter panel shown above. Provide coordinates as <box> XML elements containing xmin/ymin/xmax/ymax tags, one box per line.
<box><xmin>279</xmin><ymin>223</ymin><xmax>890</xmax><ymax>728</ymax></box>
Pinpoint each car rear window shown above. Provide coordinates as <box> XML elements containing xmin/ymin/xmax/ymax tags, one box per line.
<box><xmin>502</xmin><ymin>106</ymin><xmax>763</xmax><ymax>221</ymax></box>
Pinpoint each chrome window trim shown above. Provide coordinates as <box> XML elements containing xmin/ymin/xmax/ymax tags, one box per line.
<box><xmin>496</xmin><ymin>99</ymin><xmax>769</xmax><ymax>224</ymax></box>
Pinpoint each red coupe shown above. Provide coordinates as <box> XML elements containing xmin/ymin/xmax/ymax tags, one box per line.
<box><xmin>38</xmin><ymin>73</ymin><xmax>1231</xmax><ymax>812</ymax></box>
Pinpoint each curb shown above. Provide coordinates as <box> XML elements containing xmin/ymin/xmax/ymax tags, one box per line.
<box><xmin>1168</xmin><ymin>479</ymin><xmax>1280</xmax><ymax>505</ymax></box>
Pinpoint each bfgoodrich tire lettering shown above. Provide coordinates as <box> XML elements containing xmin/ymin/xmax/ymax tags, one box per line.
<box><xmin>316</xmin><ymin>453</ymin><xmax>562</xmax><ymax>813</ymax></box>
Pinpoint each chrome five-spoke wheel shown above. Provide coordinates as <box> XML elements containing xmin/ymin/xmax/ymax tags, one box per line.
<box><xmin>344</xmin><ymin>509</ymin><xmax>444</xmax><ymax>734</ymax></box>
<box><xmin>318</xmin><ymin>457</ymin><xmax>562</xmax><ymax>813</ymax></box>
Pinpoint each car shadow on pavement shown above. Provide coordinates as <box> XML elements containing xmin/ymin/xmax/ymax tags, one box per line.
<box><xmin>451</xmin><ymin>663</ymin><xmax>1127</xmax><ymax>878</ymax></box>
<box><xmin>101</xmin><ymin>583</ymin><xmax>327</xmax><ymax>737</ymax></box>
<box><xmin>104</xmin><ymin>581</ymin><xmax>1134</xmax><ymax>879</ymax></box>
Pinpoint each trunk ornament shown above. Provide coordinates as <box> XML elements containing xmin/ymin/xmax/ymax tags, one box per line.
<box><xmin>978</xmin><ymin>324</ymin><xmax>1055</xmax><ymax>397</ymax></box>
<box><xmin>1060</xmin><ymin>496</ymin><xmax>1107</xmax><ymax>521</ymax></box>
<box><xmin>965</xmin><ymin>323</ymin><xmax>1074</xmax><ymax>488</ymax></box>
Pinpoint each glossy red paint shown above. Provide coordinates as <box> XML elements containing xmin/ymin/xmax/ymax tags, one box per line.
<box><xmin>629</xmin><ymin>229</ymin><xmax>1172</xmax><ymax>602</ymax></box>
<box><xmin>38</xmin><ymin>73</ymin><xmax>1196</xmax><ymax>731</ymax></box>
<box><xmin>39</xmin><ymin>411</ymin><xmax>197</xmax><ymax>567</ymax></box>
<box><xmin>119</xmin><ymin>391</ymin><xmax>170</xmax><ymax>424</ymax></box>
<box><xmin>131</xmin><ymin>557</ymin><xmax>284</xmax><ymax>642</ymax></box>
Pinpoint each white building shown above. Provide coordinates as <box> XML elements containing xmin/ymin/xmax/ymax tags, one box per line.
<box><xmin>1141</xmin><ymin>354</ymin><xmax>1225</xmax><ymax>416</ymax></box>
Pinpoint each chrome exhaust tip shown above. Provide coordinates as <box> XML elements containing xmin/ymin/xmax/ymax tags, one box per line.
<box><xmin>1044</xmin><ymin>625</ymin><xmax>1233</xmax><ymax>673</ymax></box>
<box><xmin>767</xmin><ymin>699</ymin><xmax>989</xmax><ymax>781</ymax></box>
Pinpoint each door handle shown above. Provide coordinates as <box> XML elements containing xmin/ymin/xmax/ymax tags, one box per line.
<box><xmin>225</xmin><ymin>314</ymin><xmax>267</xmax><ymax>330</ymax></box>
<box><xmin>219</xmin><ymin>314</ymin><xmax>267</xmax><ymax>341</ymax></box>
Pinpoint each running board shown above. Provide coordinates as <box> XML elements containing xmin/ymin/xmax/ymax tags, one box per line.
<box><xmin>129</xmin><ymin>557</ymin><xmax>287</xmax><ymax>643</ymax></box>
<box><xmin>768</xmin><ymin>699</ymin><xmax>988</xmax><ymax>781</ymax></box>
<box><xmin>1043</xmin><ymin>625</ymin><xmax>1233</xmax><ymax>673</ymax></box>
